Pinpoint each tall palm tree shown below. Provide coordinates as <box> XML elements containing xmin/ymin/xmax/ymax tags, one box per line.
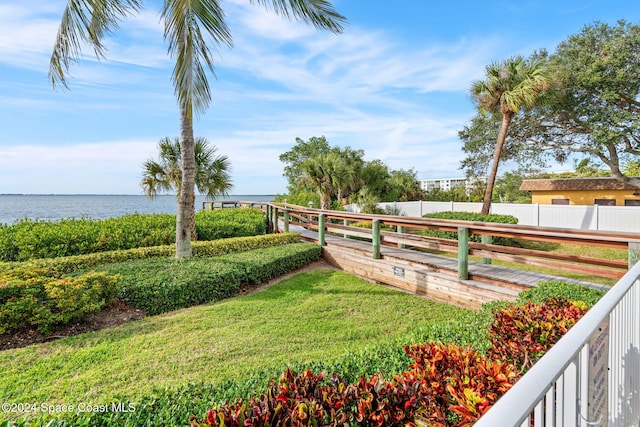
<box><xmin>141</xmin><ymin>137</ymin><xmax>232</xmax><ymax>199</ymax></box>
<box><xmin>49</xmin><ymin>0</ymin><xmax>346</xmax><ymax>258</ymax></box>
<box><xmin>471</xmin><ymin>56</ymin><xmax>550</xmax><ymax>214</ymax></box>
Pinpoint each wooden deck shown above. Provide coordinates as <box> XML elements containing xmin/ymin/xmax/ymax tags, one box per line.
<box><xmin>291</xmin><ymin>225</ymin><xmax>605</xmax><ymax>309</ymax></box>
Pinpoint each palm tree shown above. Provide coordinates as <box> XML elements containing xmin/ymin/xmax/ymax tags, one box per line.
<box><xmin>141</xmin><ymin>137</ymin><xmax>232</xmax><ymax>200</ymax></box>
<box><xmin>471</xmin><ymin>56</ymin><xmax>550</xmax><ymax>214</ymax></box>
<box><xmin>49</xmin><ymin>0</ymin><xmax>346</xmax><ymax>258</ymax></box>
<box><xmin>299</xmin><ymin>152</ymin><xmax>350</xmax><ymax>210</ymax></box>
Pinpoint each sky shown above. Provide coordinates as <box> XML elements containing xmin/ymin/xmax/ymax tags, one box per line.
<box><xmin>0</xmin><ymin>1</ymin><xmax>638</xmax><ymax>195</ymax></box>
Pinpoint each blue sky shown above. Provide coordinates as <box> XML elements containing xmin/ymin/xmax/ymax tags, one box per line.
<box><xmin>0</xmin><ymin>1</ymin><xmax>637</xmax><ymax>195</ymax></box>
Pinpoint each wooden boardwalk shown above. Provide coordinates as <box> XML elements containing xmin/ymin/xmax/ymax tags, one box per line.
<box><xmin>289</xmin><ymin>224</ymin><xmax>606</xmax><ymax>309</ymax></box>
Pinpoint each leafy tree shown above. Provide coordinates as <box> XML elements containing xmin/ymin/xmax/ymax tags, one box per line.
<box><xmin>470</xmin><ymin>55</ymin><xmax>550</xmax><ymax>214</ymax></box>
<box><xmin>494</xmin><ymin>171</ymin><xmax>531</xmax><ymax>203</ymax></box>
<box><xmin>461</xmin><ymin>21</ymin><xmax>640</xmax><ymax>189</ymax></box>
<box><xmin>141</xmin><ymin>137</ymin><xmax>231</xmax><ymax>200</ymax></box>
<box><xmin>387</xmin><ymin>168</ymin><xmax>424</xmax><ymax>201</ymax></box>
<box><xmin>279</xmin><ymin>136</ymin><xmax>333</xmax><ymax>193</ymax></box>
<box><xmin>49</xmin><ymin>1</ymin><xmax>345</xmax><ymax>258</ymax></box>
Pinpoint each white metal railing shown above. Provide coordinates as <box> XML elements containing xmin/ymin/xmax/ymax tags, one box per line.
<box><xmin>474</xmin><ymin>260</ymin><xmax>640</xmax><ymax>427</ymax></box>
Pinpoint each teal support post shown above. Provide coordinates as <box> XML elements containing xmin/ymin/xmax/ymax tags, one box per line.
<box><xmin>318</xmin><ymin>214</ymin><xmax>326</xmax><ymax>246</ymax></box>
<box><xmin>283</xmin><ymin>210</ymin><xmax>289</xmax><ymax>233</ymax></box>
<box><xmin>630</xmin><ymin>242</ymin><xmax>640</xmax><ymax>268</ymax></box>
<box><xmin>273</xmin><ymin>207</ymin><xmax>279</xmax><ymax>233</ymax></box>
<box><xmin>481</xmin><ymin>234</ymin><xmax>492</xmax><ymax>265</ymax></box>
<box><xmin>458</xmin><ymin>227</ymin><xmax>469</xmax><ymax>280</ymax></box>
<box><xmin>397</xmin><ymin>225</ymin><xmax>405</xmax><ymax>249</ymax></box>
<box><xmin>343</xmin><ymin>219</ymin><xmax>348</xmax><ymax>238</ymax></box>
<box><xmin>372</xmin><ymin>219</ymin><xmax>381</xmax><ymax>259</ymax></box>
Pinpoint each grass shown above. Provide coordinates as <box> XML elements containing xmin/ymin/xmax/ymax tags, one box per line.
<box><xmin>0</xmin><ymin>269</ymin><xmax>470</xmax><ymax>410</ymax></box>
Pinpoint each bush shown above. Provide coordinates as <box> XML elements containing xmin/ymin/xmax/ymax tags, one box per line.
<box><xmin>518</xmin><ymin>281</ymin><xmax>605</xmax><ymax>307</ymax></box>
<box><xmin>97</xmin><ymin>243</ymin><xmax>322</xmax><ymax>315</ymax></box>
<box><xmin>0</xmin><ymin>210</ymin><xmax>267</xmax><ymax>262</ymax></box>
<box><xmin>421</xmin><ymin>212</ymin><xmax>519</xmax><ymax>246</ymax></box>
<box><xmin>487</xmin><ymin>297</ymin><xmax>588</xmax><ymax>372</ymax></box>
<box><xmin>0</xmin><ymin>271</ymin><xmax>121</xmax><ymax>334</ymax></box>
<box><xmin>196</xmin><ymin>208</ymin><xmax>266</xmax><ymax>240</ymax></box>
<box><xmin>1</xmin><ymin>233</ymin><xmax>302</xmax><ymax>278</ymax></box>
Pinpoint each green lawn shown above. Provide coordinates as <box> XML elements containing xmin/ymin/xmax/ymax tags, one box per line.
<box><xmin>0</xmin><ymin>269</ymin><xmax>469</xmax><ymax>410</ymax></box>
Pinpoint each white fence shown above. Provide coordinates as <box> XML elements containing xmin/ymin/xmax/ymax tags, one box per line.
<box><xmin>474</xmin><ymin>260</ymin><xmax>640</xmax><ymax>426</ymax></box>
<box><xmin>356</xmin><ymin>201</ymin><xmax>640</xmax><ymax>233</ymax></box>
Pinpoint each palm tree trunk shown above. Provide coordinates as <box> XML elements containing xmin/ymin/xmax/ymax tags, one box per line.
<box><xmin>176</xmin><ymin>103</ymin><xmax>196</xmax><ymax>258</ymax></box>
<box><xmin>481</xmin><ymin>113</ymin><xmax>513</xmax><ymax>215</ymax></box>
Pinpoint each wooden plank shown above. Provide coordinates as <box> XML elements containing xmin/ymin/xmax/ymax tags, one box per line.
<box><xmin>470</xmin><ymin>249</ymin><xmax>625</xmax><ymax>279</ymax></box>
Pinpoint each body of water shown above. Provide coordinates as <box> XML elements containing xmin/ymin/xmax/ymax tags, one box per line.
<box><xmin>0</xmin><ymin>195</ymin><xmax>275</xmax><ymax>224</ymax></box>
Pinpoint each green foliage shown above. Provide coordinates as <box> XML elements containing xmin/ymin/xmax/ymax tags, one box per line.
<box><xmin>196</xmin><ymin>208</ymin><xmax>265</xmax><ymax>240</ymax></box>
<box><xmin>0</xmin><ymin>271</ymin><xmax>121</xmax><ymax>334</ymax></box>
<box><xmin>421</xmin><ymin>212</ymin><xmax>518</xmax><ymax>245</ymax></box>
<box><xmin>519</xmin><ymin>281</ymin><xmax>605</xmax><ymax>307</ymax></box>
<box><xmin>2</xmin><ymin>233</ymin><xmax>301</xmax><ymax>277</ymax></box>
<box><xmin>96</xmin><ymin>243</ymin><xmax>321</xmax><ymax>315</ymax></box>
<box><xmin>0</xmin><ymin>210</ymin><xmax>267</xmax><ymax>262</ymax></box>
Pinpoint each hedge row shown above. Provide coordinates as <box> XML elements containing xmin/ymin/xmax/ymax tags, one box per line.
<box><xmin>0</xmin><ymin>233</ymin><xmax>302</xmax><ymax>277</ymax></box>
<box><xmin>0</xmin><ymin>209</ymin><xmax>266</xmax><ymax>262</ymax></box>
<box><xmin>18</xmin><ymin>282</ymin><xmax>604</xmax><ymax>427</ymax></box>
<box><xmin>96</xmin><ymin>243</ymin><xmax>322</xmax><ymax>315</ymax></box>
<box><xmin>421</xmin><ymin>211</ymin><xmax>519</xmax><ymax>245</ymax></box>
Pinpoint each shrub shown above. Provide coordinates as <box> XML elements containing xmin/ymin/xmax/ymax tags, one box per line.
<box><xmin>487</xmin><ymin>297</ymin><xmax>588</xmax><ymax>372</ymax></box>
<box><xmin>2</xmin><ymin>233</ymin><xmax>302</xmax><ymax>278</ymax></box>
<box><xmin>518</xmin><ymin>281</ymin><xmax>605</xmax><ymax>307</ymax></box>
<box><xmin>99</xmin><ymin>243</ymin><xmax>322</xmax><ymax>315</ymax></box>
<box><xmin>421</xmin><ymin>212</ymin><xmax>518</xmax><ymax>246</ymax></box>
<box><xmin>195</xmin><ymin>208</ymin><xmax>266</xmax><ymax>240</ymax></box>
<box><xmin>0</xmin><ymin>210</ymin><xmax>267</xmax><ymax>262</ymax></box>
<box><xmin>406</xmin><ymin>343</ymin><xmax>518</xmax><ymax>426</ymax></box>
<box><xmin>0</xmin><ymin>272</ymin><xmax>121</xmax><ymax>334</ymax></box>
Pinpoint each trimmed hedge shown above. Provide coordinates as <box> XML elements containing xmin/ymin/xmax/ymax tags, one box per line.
<box><xmin>421</xmin><ymin>211</ymin><xmax>519</xmax><ymax>245</ymax></box>
<box><xmin>0</xmin><ymin>233</ymin><xmax>302</xmax><ymax>278</ymax></box>
<box><xmin>0</xmin><ymin>209</ymin><xmax>266</xmax><ymax>262</ymax></box>
<box><xmin>94</xmin><ymin>243</ymin><xmax>322</xmax><ymax>315</ymax></box>
<box><xmin>0</xmin><ymin>271</ymin><xmax>121</xmax><ymax>334</ymax></box>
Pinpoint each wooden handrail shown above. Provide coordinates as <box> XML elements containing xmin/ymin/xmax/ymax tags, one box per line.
<box><xmin>211</xmin><ymin>201</ymin><xmax>640</xmax><ymax>280</ymax></box>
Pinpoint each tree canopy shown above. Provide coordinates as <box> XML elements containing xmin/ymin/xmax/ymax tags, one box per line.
<box><xmin>460</xmin><ymin>20</ymin><xmax>640</xmax><ymax>189</ymax></box>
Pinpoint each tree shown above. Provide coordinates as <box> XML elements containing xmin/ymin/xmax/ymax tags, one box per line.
<box><xmin>279</xmin><ymin>136</ymin><xmax>333</xmax><ymax>193</ymax></box>
<box><xmin>299</xmin><ymin>152</ymin><xmax>352</xmax><ymax>210</ymax></box>
<box><xmin>528</xmin><ymin>21</ymin><xmax>640</xmax><ymax>187</ymax></box>
<box><xmin>461</xmin><ymin>21</ymin><xmax>640</xmax><ymax>188</ymax></box>
<box><xmin>470</xmin><ymin>55</ymin><xmax>550</xmax><ymax>214</ymax></box>
<box><xmin>141</xmin><ymin>137</ymin><xmax>232</xmax><ymax>200</ymax></box>
<box><xmin>49</xmin><ymin>0</ymin><xmax>345</xmax><ymax>258</ymax></box>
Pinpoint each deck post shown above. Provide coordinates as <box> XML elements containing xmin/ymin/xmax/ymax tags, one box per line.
<box><xmin>458</xmin><ymin>227</ymin><xmax>469</xmax><ymax>280</ymax></box>
<box><xmin>397</xmin><ymin>225</ymin><xmax>405</xmax><ymax>249</ymax></box>
<box><xmin>283</xmin><ymin>210</ymin><xmax>289</xmax><ymax>233</ymax></box>
<box><xmin>630</xmin><ymin>242</ymin><xmax>640</xmax><ymax>268</ymax></box>
<box><xmin>266</xmin><ymin>205</ymin><xmax>272</xmax><ymax>233</ymax></box>
<box><xmin>481</xmin><ymin>234</ymin><xmax>492</xmax><ymax>264</ymax></box>
<box><xmin>372</xmin><ymin>219</ymin><xmax>381</xmax><ymax>259</ymax></box>
<box><xmin>318</xmin><ymin>214</ymin><xmax>326</xmax><ymax>246</ymax></box>
<box><xmin>273</xmin><ymin>207</ymin><xmax>279</xmax><ymax>233</ymax></box>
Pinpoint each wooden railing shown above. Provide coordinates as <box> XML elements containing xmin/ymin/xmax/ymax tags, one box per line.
<box><xmin>260</xmin><ymin>203</ymin><xmax>640</xmax><ymax>281</ymax></box>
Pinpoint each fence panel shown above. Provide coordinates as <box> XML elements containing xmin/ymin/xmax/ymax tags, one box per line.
<box><xmin>376</xmin><ymin>201</ymin><xmax>640</xmax><ymax>232</ymax></box>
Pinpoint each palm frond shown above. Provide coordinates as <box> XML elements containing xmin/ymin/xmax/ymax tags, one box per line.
<box><xmin>49</xmin><ymin>0</ymin><xmax>141</xmax><ymax>88</ymax></box>
<box><xmin>250</xmin><ymin>0</ymin><xmax>345</xmax><ymax>33</ymax></box>
<box><xmin>162</xmin><ymin>0</ymin><xmax>232</xmax><ymax>118</ymax></box>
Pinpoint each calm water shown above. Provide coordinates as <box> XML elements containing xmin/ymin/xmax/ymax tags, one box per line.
<box><xmin>0</xmin><ymin>195</ymin><xmax>275</xmax><ymax>224</ymax></box>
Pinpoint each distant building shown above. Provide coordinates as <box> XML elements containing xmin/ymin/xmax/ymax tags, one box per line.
<box><xmin>419</xmin><ymin>176</ymin><xmax>487</xmax><ymax>193</ymax></box>
<box><xmin>520</xmin><ymin>177</ymin><xmax>640</xmax><ymax>206</ymax></box>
